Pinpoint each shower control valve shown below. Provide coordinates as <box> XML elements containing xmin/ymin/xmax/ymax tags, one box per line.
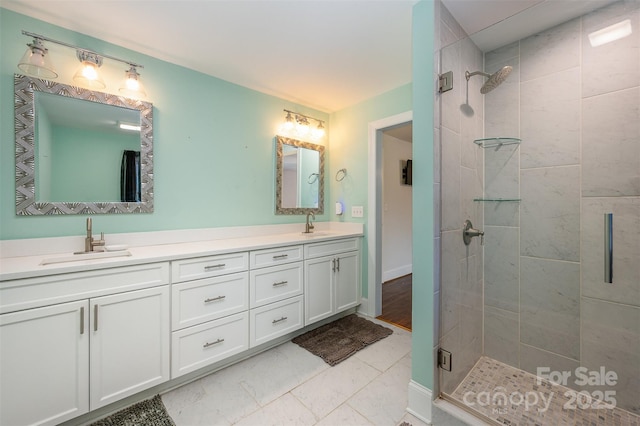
<box><xmin>463</xmin><ymin>220</ymin><xmax>484</xmax><ymax>246</ymax></box>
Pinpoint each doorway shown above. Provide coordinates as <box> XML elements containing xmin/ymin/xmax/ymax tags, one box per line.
<box><xmin>366</xmin><ymin>112</ymin><xmax>413</xmax><ymax>329</ymax></box>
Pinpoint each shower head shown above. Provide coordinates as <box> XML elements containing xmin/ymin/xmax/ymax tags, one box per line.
<box><xmin>465</xmin><ymin>65</ymin><xmax>513</xmax><ymax>94</ymax></box>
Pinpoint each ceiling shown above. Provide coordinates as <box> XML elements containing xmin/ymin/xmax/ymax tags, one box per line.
<box><xmin>2</xmin><ymin>0</ymin><xmax>618</xmax><ymax>113</ymax></box>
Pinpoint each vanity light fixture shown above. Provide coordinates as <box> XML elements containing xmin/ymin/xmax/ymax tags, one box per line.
<box><xmin>119</xmin><ymin>66</ymin><xmax>147</xmax><ymax>98</ymax></box>
<box><xmin>18</xmin><ymin>36</ymin><xmax>58</xmax><ymax>79</ymax></box>
<box><xmin>73</xmin><ymin>50</ymin><xmax>106</xmax><ymax>89</ymax></box>
<box><xmin>18</xmin><ymin>30</ymin><xmax>147</xmax><ymax>98</ymax></box>
<box><xmin>281</xmin><ymin>109</ymin><xmax>326</xmax><ymax>140</ymax></box>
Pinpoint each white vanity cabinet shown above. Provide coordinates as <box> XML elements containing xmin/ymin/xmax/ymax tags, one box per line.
<box><xmin>304</xmin><ymin>238</ymin><xmax>361</xmax><ymax>325</ymax></box>
<box><xmin>170</xmin><ymin>253</ymin><xmax>250</xmax><ymax>378</ymax></box>
<box><xmin>0</xmin><ymin>263</ymin><xmax>170</xmax><ymax>426</ymax></box>
<box><xmin>90</xmin><ymin>286</ymin><xmax>170</xmax><ymax>409</ymax></box>
<box><xmin>249</xmin><ymin>245</ymin><xmax>304</xmax><ymax>347</ymax></box>
<box><xmin>0</xmin><ymin>300</ymin><xmax>89</xmax><ymax>426</ymax></box>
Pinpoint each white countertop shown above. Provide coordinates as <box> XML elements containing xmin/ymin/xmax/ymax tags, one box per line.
<box><xmin>0</xmin><ymin>222</ymin><xmax>363</xmax><ymax>281</ymax></box>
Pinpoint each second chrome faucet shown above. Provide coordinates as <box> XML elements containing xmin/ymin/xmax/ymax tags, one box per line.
<box><xmin>304</xmin><ymin>212</ymin><xmax>315</xmax><ymax>233</ymax></box>
<box><xmin>82</xmin><ymin>217</ymin><xmax>105</xmax><ymax>253</ymax></box>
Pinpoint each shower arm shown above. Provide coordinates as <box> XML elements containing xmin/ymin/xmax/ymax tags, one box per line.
<box><xmin>465</xmin><ymin>70</ymin><xmax>491</xmax><ymax>81</ymax></box>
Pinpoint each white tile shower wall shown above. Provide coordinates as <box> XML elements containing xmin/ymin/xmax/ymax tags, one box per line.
<box><xmin>481</xmin><ymin>1</ymin><xmax>640</xmax><ymax>414</ymax></box>
<box><xmin>437</xmin><ymin>2</ymin><xmax>484</xmax><ymax>396</ymax></box>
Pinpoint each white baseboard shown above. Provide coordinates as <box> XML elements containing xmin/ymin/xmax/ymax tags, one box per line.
<box><xmin>382</xmin><ymin>264</ymin><xmax>412</xmax><ymax>283</ymax></box>
<box><xmin>407</xmin><ymin>380</ymin><xmax>433</xmax><ymax>424</ymax></box>
<box><xmin>357</xmin><ymin>297</ymin><xmax>370</xmax><ymax>317</ymax></box>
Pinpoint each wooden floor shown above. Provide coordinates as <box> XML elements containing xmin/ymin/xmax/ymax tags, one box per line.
<box><xmin>376</xmin><ymin>274</ymin><xmax>412</xmax><ymax>331</ymax></box>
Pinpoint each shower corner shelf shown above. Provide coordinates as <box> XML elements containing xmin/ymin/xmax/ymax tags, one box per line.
<box><xmin>474</xmin><ymin>137</ymin><xmax>521</xmax><ymax>148</ymax></box>
<box><xmin>473</xmin><ymin>197</ymin><xmax>521</xmax><ymax>202</ymax></box>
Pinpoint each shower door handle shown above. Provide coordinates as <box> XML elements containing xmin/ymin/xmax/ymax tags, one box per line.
<box><xmin>604</xmin><ymin>213</ymin><xmax>613</xmax><ymax>284</ymax></box>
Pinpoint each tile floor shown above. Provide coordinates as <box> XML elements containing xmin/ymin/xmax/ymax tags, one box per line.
<box><xmin>161</xmin><ymin>316</ymin><xmax>468</xmax><ymax>426</ymax></box>
<box><xmin>451</xmin><ymin>357</ymin><xmax>640</xmax><ymax>426</ymax></box>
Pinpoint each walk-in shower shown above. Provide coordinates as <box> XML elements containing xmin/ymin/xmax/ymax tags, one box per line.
<box><xmin>436</xmin><ymin>0</ymin><xmax>640</xmax><ymax>424</ymax></box>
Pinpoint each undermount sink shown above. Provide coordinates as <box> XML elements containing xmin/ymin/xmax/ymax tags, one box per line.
<box><xmin>40</xmin><ymin>250</ymin><xmax>132</xmax><ymax>266</ymax></box>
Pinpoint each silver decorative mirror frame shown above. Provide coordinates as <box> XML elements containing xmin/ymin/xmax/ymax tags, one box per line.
<box><xmin>275</xmin><ymin>136</ymin><xmax>324</xmax><ymax>215</ymax></box>
<box><xmin>14</xmin><ymin>74</ymin><xmax>154</xmax><ymax>215</ymax></box>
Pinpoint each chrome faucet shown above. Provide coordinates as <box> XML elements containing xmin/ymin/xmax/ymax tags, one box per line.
<box><xmin>304</xmin><ymin>212</ymin><xmax>315</xmax><ymax>233</ymax></box>
<box><xmin>83</xmin><ymin>217</ymin><xmax>105</xmax><ymax>253</ymax></box>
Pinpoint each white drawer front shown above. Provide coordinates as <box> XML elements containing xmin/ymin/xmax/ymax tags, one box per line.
<box><xmin>250</xmin><ymin>296</ymin><xmax>303</xmax><ymax>348</ymax></box>
<box><xmin>171</xmin><ymin>252</ymin><xmax>248</xmax><ymax>283</ymax></box>
<box><xmin>304</xmin><ymin>238</ymin><xmax>360</xmax><ymax>259</ymax></box>
<box><xmin>250</xmin><ymin>263</ymin><xmax>303</xmax><ymax>309</ymax></box>
<box><xmin>0</xmin><ymin>262</ymin><xmax>170</xmax><ymax>314</ymax></box>
<box><xmin>171</xmin><ymin>312</ymin><xmax>248</xmax><ymax>378</ymax></box>
<box><xmin>172</xmin><ymin>272</ymin><xmax>248</xmax><ymax>330</ymax></box>
<box><xmin>249</xmin><ymin>245</ymin><xmax>303</xmax><ymax>269</ymax></box>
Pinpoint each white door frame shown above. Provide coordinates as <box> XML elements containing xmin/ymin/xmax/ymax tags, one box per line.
<box><xmin>367</xmin><ymin>111</ymin><xmax>413</xmax><ymax>317</ymax></box>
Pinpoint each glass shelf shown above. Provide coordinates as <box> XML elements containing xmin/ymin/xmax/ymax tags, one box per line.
<box><xmin>474</xmin><ymin>137</ymin><xmax>521</xmax><ymax>148</ymax></box>
<box><xmin>473</xmin><ymin>198</ymin><xmax>521</xmax><ymax>202</ymax></box>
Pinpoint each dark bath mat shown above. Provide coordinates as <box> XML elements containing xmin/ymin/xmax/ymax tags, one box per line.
<box><xmin>89</xmin><ymin>395</ymin><xmax>175</xmax><ymax>426</ymax></box>
<box><xmin>292</xmin><ymin>314</ymin><xmax>393</xmax><ymax>366</ymax></box>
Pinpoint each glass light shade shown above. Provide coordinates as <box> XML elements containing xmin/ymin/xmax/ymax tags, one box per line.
<box><xmin>295</xmin><ymin>117</ymin><xmax>310</xmax><ymax>136</ymax></box>
<box><xmin>73</xmin><ymin>60</ymin><xmax>106</xmax><ymax>89</ymax></box>
<box><xmin>18</xmin><ymin>41</ymin><xmax>57</xmax><ymax>79</ymax></box>
<box><xmin>119</xmin><ymin>67</ymin><xmax>147</xmax><ymax>98</ymax></box>
<box><xmin>281</xmin><ymin>112</ymin><xmax>294</xmax><ymax>132</ymax></box>
<box><xmin>311</xmin><ymin>121</ymin><xmax>325</xmax><ymax>140</ymax></box>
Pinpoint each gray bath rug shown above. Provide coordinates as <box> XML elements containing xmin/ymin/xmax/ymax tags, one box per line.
<box><xmin>292</xmin><ymin>314</ymin><xmax>393</xmax><ymax>366</ymax></box>
<box><xmin>89</xmin><ymin>395</ymin><xmax>175</xmax><ymax>426</ymax></box>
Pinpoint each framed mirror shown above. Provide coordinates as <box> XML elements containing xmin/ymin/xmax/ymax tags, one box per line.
<box><xmin>14</xmin><ymin>74</ymin><xmax>154</xmax><ymax>215</ymax></box>
<box><xmin>275</xmin><ymin>136</ymin><xmax>324</xmax><ymax>215</ymax></box>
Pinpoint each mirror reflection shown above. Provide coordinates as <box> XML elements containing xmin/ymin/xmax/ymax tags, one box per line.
<box><xmin>35</xmin><ymin>92</ymin><xmax>141</xmax><ymax>202</ymax></box>
<box><xmin>15</xmin><ymin>74</ymin><xmax>154</xmax><ymax>215</ymax></box>
<box><xmin>275</xmin><ymin>136</ymin><xmax>324</xmax><ymax>215</ymax></box>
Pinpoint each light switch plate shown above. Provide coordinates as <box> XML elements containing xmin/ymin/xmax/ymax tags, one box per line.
<box><xmin>352</xmin><ymin>206</ymin><xmax>364</xmax><ymax>217</ymax></box>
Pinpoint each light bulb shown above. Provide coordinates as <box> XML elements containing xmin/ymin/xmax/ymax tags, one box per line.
<box><xmin>119</xmin><ymin>66</ymin><xmax>147</xmax><ymax>98</ymax></box>
<box><xmin>73</xmin><ymin>51</ymin><xmax>105</xmax><ymax>89</ymax></box>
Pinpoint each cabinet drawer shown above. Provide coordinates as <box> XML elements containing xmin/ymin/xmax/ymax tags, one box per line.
<box><xmin>250</xmin><ymin>263</ymin><xmax>303</xmax><ymax>309</ymax></box>
<box><xmin>304</xmin><ymin>238</ymin><xmax>360</xmax><ymax>259</ymax></box>
<box><xmin>250</xmin><ymin>295</ymin><xmax>303</xmax><ymax>348</ymax></box>
<box><xmin>0</xmin><ymin>262</ymin><xmax>170</xmax><ymax>314</ymax></box>
<box><xmin>250</xmin><ymin>245</ymin><xmax>303</xmax><ymax>269</ymax></box>
<box><xmin>171</xmin><ymin>252</ymin><xmax>248</xmax><ymax>283</ymax></box>
<box><xmin>172</xmin><ymin>272</ymin><xmax>248</xmax><ymax>330</ymax></box>
<box><xmin>171</xmin><ymin>312</ymin><xmax>248</xmax><ymax>378</ymax></box>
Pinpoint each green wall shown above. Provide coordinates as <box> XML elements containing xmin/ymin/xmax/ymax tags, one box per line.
<box><xmin>0</xmin><ymin>8</ymin><xmax>329</xmax><ymax>239</ymax></box>
<box><xmin>411</xmin><ymin>0</ymin><xmax>436</xmax><ymax>391</ymax></box>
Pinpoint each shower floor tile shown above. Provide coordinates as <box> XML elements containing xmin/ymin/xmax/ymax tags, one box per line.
<box><xmin>450</xmin><ymin>356</ymin><xmax>639</xmax><ymax>426</ymax></box>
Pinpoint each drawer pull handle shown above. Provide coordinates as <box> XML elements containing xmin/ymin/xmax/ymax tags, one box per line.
<box><xmin>273</xmin><ymin>254</ymin><xmax>288</xmax><ymax>260</ymax></box>
<box><xmin>272</xmin><ymin>316</ymin><xmax>288</xmax><ymax>324</ymax></box>
<box><xmin>204</xmin><ymin>295</ymin><xmax>226</xmax><ymax>303</ymax></box>
<box><xmin>204</xmin><ymin>263</ymin><xmax>226</xmax><ymax>271</ymax></box>
<box><xmin>336</xmin><ymin>257</ymin><xmax>340</xmax><ymax>272</ymax></box>
<box><xmin>273</xmin><ymin>280</ymin><xmax>288</xmax><ymax>287</ymax></box>
<box><xmin>203</xmin><ymin>338</ymin><xmax>224</xmax><ymax>348</ymax></box>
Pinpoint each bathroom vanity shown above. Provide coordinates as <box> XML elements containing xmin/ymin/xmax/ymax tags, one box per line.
<box><xmin>0</xmin><ymin>223</ymin><xmax>362</xmax><ymax>426</ymax></box>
